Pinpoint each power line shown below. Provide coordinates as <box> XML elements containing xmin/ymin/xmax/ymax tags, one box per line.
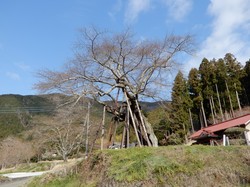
<box><xmin>0</xmin><ymin>105</ymin><xmax>102</xmax><ymax>114</ymax></box>
<box><xmin>0</xmin><ymin>106</ymin><xmax>55</xmax><ymax>114</ymax></box>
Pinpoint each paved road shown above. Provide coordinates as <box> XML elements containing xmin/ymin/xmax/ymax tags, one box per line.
<box><xmin>0</xmin><ymin>171</ymin><xmax>46</xmax><ymax>187</ymax></box>
<box><xmin>2</xmin><ymin>172</ymin><xmax>46</xmax><ymax>179</ymax></box>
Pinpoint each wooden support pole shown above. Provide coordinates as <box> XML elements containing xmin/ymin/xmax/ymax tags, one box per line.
<box><xmin>120</xmin><ymin>125</ymin><xmax>126</xmax><ymax>149</ymax></box>
<box><xmin>107</xmin><ymin>121</ymin><xmax>113</xmax><ymax>148</ymax></box>
<box><xmin>124</xmin><ymin>92</ymin><xmax>142</xmax><ymax>147</ymax></box>
<box><xmin>111</xmin><ymin>120</ymin><xmax>118</xmax><ymax>146</ymax></box>
<box><xmin>135</xmin><ymin>100</ymin><xmax>152</xmax><ymax>146</ymax></box>
<box><xmin>126</xmin><ymin>105</ymin><xmax>130</xmax><ymax>147</ymax></box>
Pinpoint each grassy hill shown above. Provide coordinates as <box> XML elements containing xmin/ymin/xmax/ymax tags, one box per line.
<box><xmin>27</xmin><ymin>145</ymin><xmax>250</xmax><ymax>187</ymax></box>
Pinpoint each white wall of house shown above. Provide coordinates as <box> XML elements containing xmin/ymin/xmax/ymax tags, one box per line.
<box><xmin>245</xmin><ymin>123</ymin><xmax>250</xmax><ymax>145</ymax></box>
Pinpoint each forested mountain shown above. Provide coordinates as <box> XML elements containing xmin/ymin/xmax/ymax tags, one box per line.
<box><xmin>0</xmin><ymin>94</ymin><xmax>56</xmax><ymax>139</ymax></box>
<box><xmin>0</xmin><ymin>94</ymin><xmax>162</xmax><ymax>140</ymax></box>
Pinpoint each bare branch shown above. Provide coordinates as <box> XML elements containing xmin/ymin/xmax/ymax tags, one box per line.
<box><xmin>35</xmin><ymin>27</ymin><xmax>195</xmax><ymax>111</ymax></box>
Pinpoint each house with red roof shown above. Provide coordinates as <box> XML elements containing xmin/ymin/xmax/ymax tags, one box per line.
<box><xmin>190</xmin><ymin>114</ymin><xmax>250</xmax><ymax>145</ymax></box>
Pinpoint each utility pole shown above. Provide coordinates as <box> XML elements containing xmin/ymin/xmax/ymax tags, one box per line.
<box><xmin>85</xmin><ymin>102</ymin><xmax>90</xmax><ymax>158</ymax></box>
<box><xmin>101</xmin><ymin>106</ymin><xmax>106</xmax><ymax>150</ymax></box>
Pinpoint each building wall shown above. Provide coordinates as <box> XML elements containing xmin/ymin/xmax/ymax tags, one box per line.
<box><xmin>245</xmin><ymin>123</ymin><xmax>250</xmax><ymax>145</ymax></box>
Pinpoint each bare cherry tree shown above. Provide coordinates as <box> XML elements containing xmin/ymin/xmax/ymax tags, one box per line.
<box><xmin>0</xmin><ymin>137</ymin><xmax>35</xmax><ymax>168</ymax></box>
<box><xmin>35</xmin><ymin>28</ymin><xmax>195</xmax><ymax>147</ymax></box>
<box><xmin>45</xmin><ymin>104</ymin><xmax>86</xmax><ymax>162</ymax></box>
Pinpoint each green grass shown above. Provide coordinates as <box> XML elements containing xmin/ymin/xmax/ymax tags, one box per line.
<box><xmin>102</xmin><ymin>145</ymin><xmax>250</xmax><ymax>186</ymax></box>
<box><xmin>27</xmin><ymin>174</ymin><xmax>85</xmax><ymax>187</ymax></box>
<box><xmin>106</xmin><ymin>148</ymin><xmax>152</xmax><ymax>181</ymax></box>
<box><xmin>27</xmin><ymin>145</ymin><xmax>250</xmax><ymax>187</ymax></box>
<box><xmin>104</xmin><ymin>146</ymin><xmax>205</xmax><ymax>182</ymax></box>
<box><xmin>16</xmin><ymin>162</ymin><xmax>54</xmax><ymax>172</ymax></box>
<box><xmin>0</xmin><ymin>162</ymin><xmax>56</xmax><ymax>174</ymax></box>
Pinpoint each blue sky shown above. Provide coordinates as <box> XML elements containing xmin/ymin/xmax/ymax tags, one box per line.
<box><xmin>1</xmin><ymin>0</ymin><xmax>250</xmax><ymax>96</ymax></box>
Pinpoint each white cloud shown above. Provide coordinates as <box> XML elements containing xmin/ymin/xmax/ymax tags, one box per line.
<box><xmin>6</xmin><ymin>72</ymin><xmax>21</xmax><ymax>81</ymax></box>
<box><xmin>125</xmin><ymin>0</ymin><xmax>151</xmax><ymax>23</ymax></box>
<box><xmin>123</xmin><ymin>0</ymin><xmax>192</xmax><ymax>24</ymax></box>
<box><xmin>162</xmin><ymin>0</ymin><xmax>193</xmax><ymax>21</ymax></box>
<box><xmin>108</xmin><ymin>0</ymin><xmax>122</xmax><ymax>20</ymax></box>
<box><xmin>185</xmin><ymin>0</ymin><xmax>250</xmax><ymax>71</ymax></box>
<box><xmin>15</xmin><ymin>63</ymin><xmax>31</xmax><ymax>71</ymax></box>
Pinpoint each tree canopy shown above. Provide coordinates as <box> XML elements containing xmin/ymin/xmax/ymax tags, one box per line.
<box><xmin>34</xmin><ymin>28</ymin><xmax>195</xmax><ymax>147</ymax></box>
<box><xmin>35</xmin><ymin>28</ymin><xmax>194</xmax><ymax>104</ymax></box>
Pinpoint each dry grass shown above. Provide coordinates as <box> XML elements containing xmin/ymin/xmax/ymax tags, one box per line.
<box><xmin>26</xmin><ymin>145</ymin><xmax>250</xmax><ymax>187</ymax></box>
<box><xmin>82</xmin><ymin>145</ymin><xmax>250</xmax><ymax>187</ymax></box>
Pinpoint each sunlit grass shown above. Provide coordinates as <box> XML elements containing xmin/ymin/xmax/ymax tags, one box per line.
<box><xmin>27</xmin><ymin>174</ymin><xmax>85</xmax><ymax>187</ymax></box>
<box><xmin>26</xmin><ymin>145</ymin><xmax>250</xmax><ymax>187</ymax></box>
<box><xmin>0</xmin><ymin>162</ymin><xmax>55</xmax><ymax>174</ymax></box>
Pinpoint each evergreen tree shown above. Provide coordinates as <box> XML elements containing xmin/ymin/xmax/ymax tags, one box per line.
<box><xmin>214</xmin><ymin>58</ymin><xmax>228</xmax><ymax>116</ymax></box>
<box><xmin>224</xmin><ymin>53</ymin><xmax>245</xmax><ymax>109</ymax></box>
<box><xmin>241</xmin><ymin>59</ymin><xmax>250</xmax><ymax>106</ymax></box>
<box><xmin>187</xmin><ymin>53</ymin><xmax>247</xmax><ymax>126</ymax></box>
<box><xmin>147</xmin><ymin>107</ymin><xmax>171</xmax><ymax>145</ymax></box>
<box><xmin>188</xmin><ymin>68</ymin><xmax>202</xmax><ymax>130</ymax></box>
<box><xmin>170</xmin><ymin>71</ymin><xmax>192</xmax><ymax>144</ymax></box>
<box><xmin>199</xmin><ymin>58</ymin><xmax>217</xmax><ymax>123</ymax></box>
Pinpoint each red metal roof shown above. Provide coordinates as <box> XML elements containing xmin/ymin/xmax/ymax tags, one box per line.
<box><xmin>190</xmin><ymin>114</ymin><xmax>250</xmax><ymax>140</ymax></box>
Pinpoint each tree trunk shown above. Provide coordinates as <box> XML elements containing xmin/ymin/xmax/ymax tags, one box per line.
<box><xmin>142</xmin><ymin>115</ymin><xmax>158</xmax><ymax>147</ymax></box>
<box><xmin>209</xmin><ymin>98</ymin><xmax>215</xmax><ymax>124</ymax></box>
<box><xmin>235</xmin><ymin>83</ymin><xmax>242</xmax><ymax>113</ymax></box>
<box><xmin>201</xmin><ymin>101</ymin><xmax>207</xmax><ymax>127</ymax></box>
<box><xmin>62</xmin><ymin>152</ymin><xmax>68</xmax><ymax>162</ymax></box>
<box><xmin>189</xmin><ymin>108</ymin><xmax>194</xmax><ymax>133</ymax></box>
<box><xmin>215</xmin><ymin>84</ymin><xmax>224</xmax><ymax>121</ymax></box>
<box><xmin>106</xmin><ymin>91</ymin><xmax>158</xmax><ymax>147</ymax></box>
<box><xmin>225</xmin><ymin>81</ymin><xmax>234</xmax><ymax>118</ymax></box>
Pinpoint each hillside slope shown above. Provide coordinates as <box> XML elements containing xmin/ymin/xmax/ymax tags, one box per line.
<box><xmin>28</xmin><ymin>145</ymin><xmax>250</xmax><ymax>187</ymax></box>
<box><xmin>0</xmin><ymin>94</ymin><xmax>162</xmax><ymax>140</ymax></box>
<box><xmin>0</xmin><ymin>94</ymin><xmax>55</xmax><ymax>139</ymax></box>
